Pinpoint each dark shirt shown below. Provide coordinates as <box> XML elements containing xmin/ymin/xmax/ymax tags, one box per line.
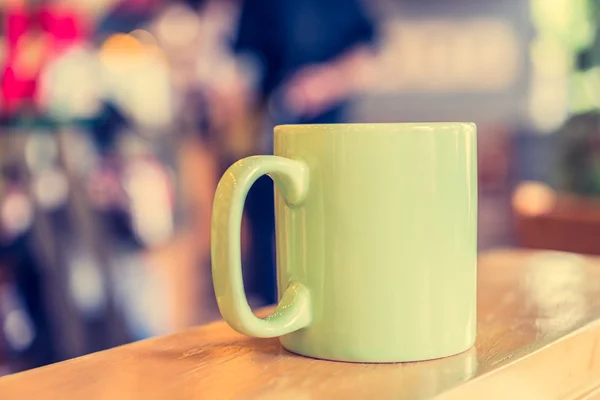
<box><xmin>234</xmin><ymin>0</ymin><xmax>375</xmax><ymax>100</ymax></box>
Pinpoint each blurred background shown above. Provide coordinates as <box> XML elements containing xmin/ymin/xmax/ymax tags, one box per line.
<box><xmin>0</xmin><ymin>0</ymin><xmax>599</xmax><ymax>374</ymax></box>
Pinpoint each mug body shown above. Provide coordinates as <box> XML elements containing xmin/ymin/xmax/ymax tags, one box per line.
<box><xmin>274</xmin><ymin>123</ymin><xmax>477</xmax><ymax>362</ymax></box>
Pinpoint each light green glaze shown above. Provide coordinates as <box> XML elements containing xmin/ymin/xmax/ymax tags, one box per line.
<box><xmin>211</xmin><ymin>123</ymin><xmax>477</xmax><ymax>363</ymax></box>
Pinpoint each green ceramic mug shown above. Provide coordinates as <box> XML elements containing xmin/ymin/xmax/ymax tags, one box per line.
<box><xmin>211</xmin><ymin>123</ymin><xmax>477</xmax><ymax>362</ymax></box>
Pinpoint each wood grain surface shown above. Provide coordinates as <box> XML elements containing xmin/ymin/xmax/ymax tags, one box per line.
<box><xmin>1</xmin><ymin>249</ymin><xmax>600</xmax><ymax>399</ymax></box>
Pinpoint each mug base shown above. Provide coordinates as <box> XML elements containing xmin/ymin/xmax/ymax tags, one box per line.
<box><xmin>280</xmin><ymin>339</ymin><xmax>476</xmax><ymax>364</ymax></box>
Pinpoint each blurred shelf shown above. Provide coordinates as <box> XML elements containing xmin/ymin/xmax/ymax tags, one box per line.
<box><xmin>515</xmin><ymin>194</ymin><xmax>600</xmax><ymax>255</ymax></box>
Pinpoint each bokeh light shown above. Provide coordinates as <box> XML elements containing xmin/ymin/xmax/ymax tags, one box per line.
<box><xmin>512</xmin><ymin>181</ymin><xmax>557</xmax><ymax>217</ymax></box>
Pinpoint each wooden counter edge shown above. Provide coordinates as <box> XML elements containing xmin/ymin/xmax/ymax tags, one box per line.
<box><xmin>441</xmin><ymin>318</ymin><xmax>600</xmax><ymax>400</ymax></box>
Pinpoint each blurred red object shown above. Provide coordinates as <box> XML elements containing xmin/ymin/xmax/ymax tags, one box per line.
<box><xmin>1</xmin><ymin>3</ymin><xmax>91</xmax><ymax>114</ymax></box>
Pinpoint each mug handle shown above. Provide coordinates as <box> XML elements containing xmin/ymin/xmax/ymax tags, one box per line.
<box><xmin>211</xmin><ymin>156</ymin><xmax>312</xmax><ymax>337</ymax></box>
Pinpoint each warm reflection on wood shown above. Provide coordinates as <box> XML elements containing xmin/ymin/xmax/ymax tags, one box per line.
<box><xmin>1</xmin><ymin>250</ymin><xmax>600</xmax><ymax>399</ymax></box>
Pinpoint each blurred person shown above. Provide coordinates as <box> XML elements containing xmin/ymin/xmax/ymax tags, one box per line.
<box><xmin>229</xmin><ymin>0</ymin><xmax>377</xmax><ymax>304</ymax></box>
<box><xmin>149</xmin><ymin>0</ymin><xmax>236</xmax><ymax>324</ymax></box>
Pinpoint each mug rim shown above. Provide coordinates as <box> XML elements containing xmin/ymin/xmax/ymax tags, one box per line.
<box><xmin>275</xmin><ymin>122</ymin><xmax>476</xmax><ymax>135</ymax></box>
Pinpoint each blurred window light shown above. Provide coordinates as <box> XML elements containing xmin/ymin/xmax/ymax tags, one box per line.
<box><xmin>0</xmin><ymin>285</ymin><xmax>35</xmax><ymax>352</ymax></box>
<box><xmin>33</xmin><ymin>168</ymin><xmax>69</xmax><ymax>211</ymax></box>
<box><xmin>118</xmin><ymin>62</ymin><xmax>173</xmax><ymax>130</ymax></box>
<box><xmin>68</xmin><ymin>252</ymin><xmax>107</xmax><ymax>318</ymax></box>
<box><xmin>39</xmin><ymin>59</ymin><xmax>104</xmax><ymax>120</ymax></box>
<box><xmin>528</xmin><ymin>76</ymin><xmax>569</xmax><ymax>133</ymax></box>
<box><xmin>530</xmin><ymin>36</ymin><xmax>572</xmax><ymax>79</ymax></box>
<box><xmin>527</xmin><ymin>0</ymin><xmax>595</xmax><ymax>131</ymax></box>
<box><xmin>530</xmin><ymin>0</ymin><xmax>572</xmax><ymax>37</ymax></box>
<box><xmin>38</xmin><ymin>46</ymin><xmax>104</xmax><ymax>121</ymax></box>
<box><xmin>530</xmin><ymin>0</ymin><xmax>594</xmax><ymax>50</ymax></box>
<box><xmin>100</xmin><ymin>34</ymin><xmax>172</xmax><ymax>130</ymax></box>
<box><xmin>112</xmin><ymin>254</ymin><xmax>171</xmax><ymax>338</ymax></box>
<box><xmin>371</xmin><ymin>18</ymin><xmax>519</xmax><ymax>93</ymax></box>
<box><xmin>3</xmin><ymin>310</ymin><xmax>35</xmax><ymax>352</ymax></box>
<box><xmin>512</xmin><ymin>181</ymin><xmax>557</xmax><ymax>217</ymax></box>
<box><xmin>100</xmin><ymin>33</ymin><xmax>146</xmax><ymax>59</ymax></box>
<box><xmin>154</xmin><ymin>3</ymin><xmax>201</xmax><ymax>49</ymax></box>
<box><xmin>100</xmin><ymin>33</ymin><xmax>156</xmax><ymax>73</ymax></box>
<box><xmin>123</xmin><ymin>160</ymin><xmax>174</xmax><ymax>247</ymax></box>
<box><xmin>1</xmin><ymin>190</ymin><xmax>33</xmax><ymax>238</ymax></box>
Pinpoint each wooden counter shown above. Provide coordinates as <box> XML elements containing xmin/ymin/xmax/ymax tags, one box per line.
<box><xmin>1</xmin><ymin>249</ymin><xmax>600</xmax><ymax>399</ymax></box>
